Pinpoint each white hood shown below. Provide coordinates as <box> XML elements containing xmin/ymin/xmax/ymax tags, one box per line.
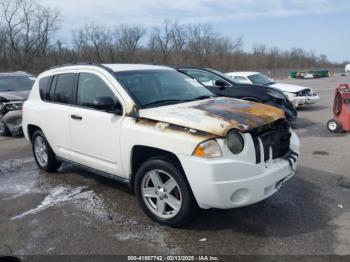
<box><xmin>270</xmin><ymin>82</ymin><xmax>311</xmax><ymax>93</ymax></box>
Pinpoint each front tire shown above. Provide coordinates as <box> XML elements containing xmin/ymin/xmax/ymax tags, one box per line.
<box><xmin>32</xmin><ymin>130</ymin><xmax>61</xmax><ymax>172</ymax></box>
<box><xmin>134</xmin><ymin>157</ymin><xmax>197</xmax><ymax>227</ymax></box>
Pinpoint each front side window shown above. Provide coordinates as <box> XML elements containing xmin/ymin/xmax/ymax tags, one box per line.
<box><xmin>248</xmin><ymin>74</ymin><xmax>274</xmax><ymax>86</ymax></box>
<box><xmin>115</xmin><ymin>70</ymin><xmax>213</xmax><ymax>108</ymax></box>
<box><xmin>77</xmin><ymin>73</ymin><xmax>115</xmax><ymax>108</ymax></box>
<box><xmin>0</xmin><ymin>76</ymin><xmax>35</xmax><ymax>92</ymax></box>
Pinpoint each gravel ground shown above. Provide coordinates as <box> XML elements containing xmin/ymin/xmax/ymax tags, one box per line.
<box><xmin>0</xmin><ymin>74</ymin><xmax>350</xmax><ymax>260</ymax></box>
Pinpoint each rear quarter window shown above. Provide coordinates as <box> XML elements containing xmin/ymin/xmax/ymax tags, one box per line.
<box><xmin>39</xmin><ymin>76</ymin><xmax>53</xmax><ymax>100</ymax></box>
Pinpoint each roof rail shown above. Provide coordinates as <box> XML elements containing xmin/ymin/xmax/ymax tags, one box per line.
<box><xmin>49</xmin><ymin>62</ymin><xmax>97</xmax><ymax>70</ymax></box>
<box><xmin>48</xmin><ymin>63</ymin><xmax>117</xmax><ymax>75</ymax></box>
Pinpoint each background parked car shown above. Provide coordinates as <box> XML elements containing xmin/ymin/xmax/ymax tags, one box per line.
<box><xmin>177</xmin><ymin>67</ymin><xmax>298</xmax><ymax>122</ymax></box>
<box><xmin>0</xmin><ymin>72</ymin><xmax>35</xmax><ymax>136</ymax></box>
<box><xmin>226</xmin><ymin>71</ymin><xmax>320</xmax><ymax>108</ymax></box>
<box><xmin>346</xmin><ymin>64</ymin><xmax>350</xmax><ymax>73</ymax></box>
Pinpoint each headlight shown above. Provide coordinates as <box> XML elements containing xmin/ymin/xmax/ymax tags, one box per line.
<box><xmin>267</xmin><ymin>90</ymin><xmax>286</xmax><ymax>100</ymax></box>
<box><xmin>193</xmin><ymin>139</ymin><xmax>222</xmax><ymax>158</ymax></box>
<box><xmin>226</xmin><ymin>130</ymin><xmax>244</xmax><ymax>154</ymax></box>
<box><xmin>4</xmin><ymin>101</ymin><xmax>23</xmax><ymax>111</ymax></box>
<box><xmin>284</xmin><ymin>92</ymin><xmax>296</xmax><ymax>98</ymax></box>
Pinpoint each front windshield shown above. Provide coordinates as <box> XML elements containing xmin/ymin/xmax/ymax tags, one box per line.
<box><xmin>247</xmin><ymin>73</ymin><xmax>274</xmax><ymax>86</ymax></box>
<box><xmin>0</xmin><ymin>76</ymin><xmax>35</xmax><ymax>92</ymax></box>
<box><xmin>115</xmin><ymin>70</ymin><xmax>214</xmax><ymax>108</ymax></box>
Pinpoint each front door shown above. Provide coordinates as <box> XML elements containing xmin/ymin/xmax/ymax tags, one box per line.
<box><xmin>68</xmin><ymin>72</ymin><xmax>123</xmax><ymax>176</ymax></box>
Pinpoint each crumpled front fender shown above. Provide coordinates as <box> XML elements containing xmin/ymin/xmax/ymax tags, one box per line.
<box><xmin>2</xmin><ymin>110</ymin><xmax>23</xmax><ymax>136</ymax></box>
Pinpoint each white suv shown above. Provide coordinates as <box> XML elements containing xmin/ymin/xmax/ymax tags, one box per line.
<box><xmin>23</xmin><ymin>64</ymin><xmax>300</xmax><ymax>226</ymax></box>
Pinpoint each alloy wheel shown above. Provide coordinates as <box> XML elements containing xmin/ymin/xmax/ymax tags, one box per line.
<box><xmin>141</xmin><ymin>169</ymin><xmax>182</xmax><ymax>219</ymax></box>
<box><xmin>34</xmin><ymin>136</ymin><xmax>48</xmax><ymax>167</ymax></box>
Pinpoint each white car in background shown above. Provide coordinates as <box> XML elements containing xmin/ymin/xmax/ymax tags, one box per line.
<box><xmin>346</xmin><ymin>64</ymin><xmax>350</xmax><ymax>73</ymax></box>
<box><xmin>226</xmin><ymin>72</ymin><xmax>320</xmax><ymax>108</ymax></box>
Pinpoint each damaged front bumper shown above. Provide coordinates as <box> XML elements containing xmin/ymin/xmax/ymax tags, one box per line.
<box><xmin>1</xmin><ymin>110</ymin><xmax>23</xmax><ymax>136</ymax></box>
<box><xmin>178</xmin><ymin>131</ymin><xmax>300</xmax><ymax>209</ymax></box>
<box><xmin>291</xmin><ymin>94</ymin><xmax>320</xmax><ymax>107</ymax></box>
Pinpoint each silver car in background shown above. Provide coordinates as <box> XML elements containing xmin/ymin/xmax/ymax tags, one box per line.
<box><xmin>0</xmin><ymin>72</ymin><xmax>35</xmax><ymax>136</ymax></box>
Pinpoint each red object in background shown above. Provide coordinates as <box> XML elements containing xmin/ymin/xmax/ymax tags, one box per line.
<box><xmin>327</xmin><ymin>84</ymin><xmax>350</xmax><ymax>132</ymax></box>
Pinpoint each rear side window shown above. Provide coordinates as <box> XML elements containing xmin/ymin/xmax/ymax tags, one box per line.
<box><xmin>39</xmin><ymin>76</ymin><xmax>52</xmax><ymax>100</ymax></box>
<box><xmin>54</xmin><ymin>73</ymin><xmax>76</xmax><ymax>104</ymax></box>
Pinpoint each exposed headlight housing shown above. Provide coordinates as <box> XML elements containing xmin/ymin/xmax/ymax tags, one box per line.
<box><xmin>4</xmin><ymin>101</ymin><xmax>23</xmax><ymax>111</ymax></box>
<box><xmin>226</xmin><ymin>130</ymin><xmax>244</xmax><ymax>154</ymax></box>
<box><xmin>193</xmin><ymin>139</ymin><xmax>222</xmax><ymax>158</ymax></box>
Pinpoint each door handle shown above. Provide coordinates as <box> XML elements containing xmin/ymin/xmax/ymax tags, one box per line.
<box><xmin>71</xmin><ymin>114</ymin><xmax>83</xmax><ymax>120</ymax></box>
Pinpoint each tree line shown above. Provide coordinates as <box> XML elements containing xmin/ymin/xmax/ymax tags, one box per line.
<box><xmin>0</xmin><ymin>0</ymin><xmax>342</xmax><ymax>74</ymax></box>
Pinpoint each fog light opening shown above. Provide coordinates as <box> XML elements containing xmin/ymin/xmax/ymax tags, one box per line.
<box><xmin>230</xmin><ymin>188</ymin><xmax>250</xmax><ymax>205</ymax></box>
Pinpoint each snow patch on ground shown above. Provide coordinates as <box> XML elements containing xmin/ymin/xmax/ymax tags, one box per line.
<box><xmin>11</xmin><ymin>186</ymin><xmax>87</xmax><ymax>220</ymax></box>
<box><xmin>0</xmin><ymin>157</ymin><xmax>34</xmax><ymax>175</ymax></box>
<box><xmin>10</xmin><ymin>185</ymin><xmax>111</xmax><ymax>222</ymax></box>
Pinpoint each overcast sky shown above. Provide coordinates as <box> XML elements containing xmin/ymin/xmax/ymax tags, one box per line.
<box><xmin>36</xmin><ymin>0</ymin><xmax>350</xmax><ymax>62</ymax></box>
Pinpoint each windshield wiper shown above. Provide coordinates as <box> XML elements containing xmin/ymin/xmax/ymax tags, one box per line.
<box><xmin>142</xmin><ymin>99</ymin><xmax>185</xmax><ymax>108</ymax></box>
<box><xmin>184</xmin><ymin>95</ymin><xmax>214</xmax><ymax>102</ymax></box>
<box><xmin>142</xmin><ymin>96</ymin><xmax>214</xmax><ymax>108</ymax></box>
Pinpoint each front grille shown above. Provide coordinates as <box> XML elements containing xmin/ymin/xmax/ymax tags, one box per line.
<box><xmin>250</xmin><ymin>120</ymin><xmax>291</xmax><ymax>163</ymax></box>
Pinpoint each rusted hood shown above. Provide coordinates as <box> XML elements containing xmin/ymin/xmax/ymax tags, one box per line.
<box><xmin>139</xmin><ymin>97</ymin><xmax>285</xmax><ymax>137</ymax></box>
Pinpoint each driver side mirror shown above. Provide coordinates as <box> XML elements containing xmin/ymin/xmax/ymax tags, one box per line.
<box><xmin>91</xmin><ymin>96</ymin><xmax>122</xmax><ymax>115</ymax></box>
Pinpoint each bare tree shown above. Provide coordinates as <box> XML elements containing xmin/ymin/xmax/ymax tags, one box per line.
<box><xmin>0</xmin><ymin>2</ymin><xmax>336</xmax><ymax>74</ymax></box>
<box><xmin>0</xmin><ymin>0</ymin><xmax>60</xmax><ymax>70</ymax></box>
<box><xmin>73</xmin><ymin>23</ymin><xmax>113</xmax><ymax>63</ymax></box>
<box><xmin>169</xmin><ymin>22</ymin><xmax>187</xmax><ymax>64</ymax></box>
<box><xmin>149</xmin><ymin>20</ymin><xmax>173</xmax><ymax>63</ymax></box>
<box><xmin>114</xmin><ymin>25</ymin><xmax>145</xmax><ymax>62</ymax></box>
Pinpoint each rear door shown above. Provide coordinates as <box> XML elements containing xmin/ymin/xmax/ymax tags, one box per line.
<box><xmin>68</xmin><ymin>71</ymin><xmax>123</xmax><ymax>176</ymax></box>
<box><xmin>40</xmin><ymin>73</ymin><xmax>77</xmax><ymax>158</ymax></box>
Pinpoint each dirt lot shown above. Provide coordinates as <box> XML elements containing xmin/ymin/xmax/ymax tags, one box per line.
<box><xmin>0</xmin><ymin>75</ymin><xmax>350</xmax><ymax>258</ymax></box>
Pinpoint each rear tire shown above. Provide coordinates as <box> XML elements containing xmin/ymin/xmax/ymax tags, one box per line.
<box><xmin>32</xmin><ymin>130</ymin><xmax>61</xmax><ymax>172</ymax></box>
<box><xmin>0</xmin><ymin>118</ymin><xmax>11</xmax><ymax>136</ymax></box>
<box><xmin>134</xmin><ymin>157</ymin><xmax>197</xmax><ymax>227</ymax></box>
<box><xmin>327</xmin><ymin>119</ymin><xmax>342</xmax><ymax>132</ymax></box>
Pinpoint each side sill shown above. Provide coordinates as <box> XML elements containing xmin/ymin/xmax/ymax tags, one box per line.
<box><xmin>56</xmin><ymin>156</ymin><xmax>131</xmax><ymax>186</ymax></box>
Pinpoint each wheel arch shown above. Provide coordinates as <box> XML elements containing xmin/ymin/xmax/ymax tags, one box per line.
<box><xmin>27</xmin><ymin>124</ymin><xmax>43</xmax><ymax>142</ymax></box>
<box><xmin>130</xmin><ymin>145</ymin><xmax>185</xmax><ymax>188</ymax></box>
